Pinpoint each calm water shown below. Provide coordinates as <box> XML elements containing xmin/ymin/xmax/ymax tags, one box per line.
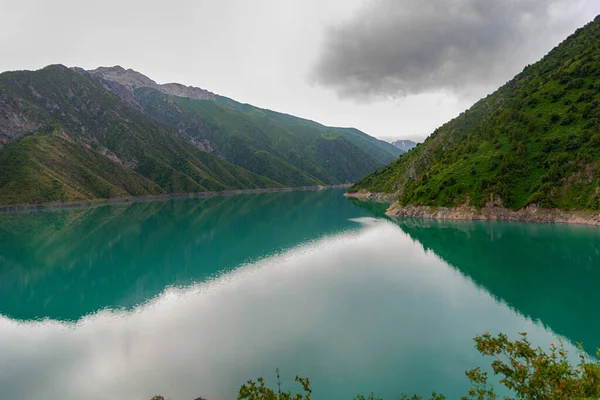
<box><xmin>0</xmin><ymin>189</ymin><xmax>598</xmax><ymax>400</ymax></box>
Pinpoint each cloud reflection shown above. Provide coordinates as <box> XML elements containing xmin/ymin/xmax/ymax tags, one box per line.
<box><xmin>0</xmin><ymin>220</ymin><xmax>575</xmax><ymax>400</ymax></box>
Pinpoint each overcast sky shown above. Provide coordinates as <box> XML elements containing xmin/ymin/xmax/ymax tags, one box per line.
<box><xmin>1</xmin><ymin>0</ymin><xmax>599</xmax><ymax>141</ymax></box>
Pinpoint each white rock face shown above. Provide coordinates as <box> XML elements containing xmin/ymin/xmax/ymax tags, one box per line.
<box><xmin>87</xmin><ymin>66</ymin><xmax>217</xmax><ymax>101</ymax></box>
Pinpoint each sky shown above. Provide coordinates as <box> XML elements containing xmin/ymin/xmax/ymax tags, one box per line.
<box><xmin>1</xmin><ymin>0</ymin><xmax>599</xmax><ymax>142</ymax></box>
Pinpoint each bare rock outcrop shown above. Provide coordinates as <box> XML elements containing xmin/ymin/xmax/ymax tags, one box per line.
<box><xmin>86</xmin><ymin>66</ymin><xmax>217</xmax><ymax>101</ymax></box>
<box><xmin>386</xmin><ymin>202</ymin><xmax>600</xmax><ymax>226</ymax></box>
<box><xmin>344</xmin><ymin>190</ymin><xmax>397</xmax><ymax>202</ymax></box>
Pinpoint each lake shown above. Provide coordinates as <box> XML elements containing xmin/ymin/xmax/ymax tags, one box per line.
<box><xmin>0</xmin><ymin>189</ymin><xmax>598</xmax><ymax>400</ymax></box>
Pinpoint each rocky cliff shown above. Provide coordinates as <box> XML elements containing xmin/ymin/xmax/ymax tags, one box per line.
<box><xmin>86</xmin><ymin>66</ymin><xmax>217</xmax><ymax>101</ymax></box>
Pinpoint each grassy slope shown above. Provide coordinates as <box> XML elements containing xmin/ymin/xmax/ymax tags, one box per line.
<box><xmin>0</xmin><ymin>134</ymin><xmax>162</xmax><ymax>204</ymax></box>
<box><xmin>351</xmin><ymin>16</ymin><xmax>600</xmax><ymax>211</ymax></box>
<box><xmin>0</xmin><ymin>66</ymin><xmax>280</xmax><ymax>205</ymax></box>
<box><xmin>215</xmin><ymin>96</ymin><xmax>402</xmax><ymax>164</ymax></box>
<box><xmin>312</xmin><ymin>132</ymin><xmax>381</xmax><ymax>182</ymax></box>
<box><xmin>133</xmin><ymin>88</ymin><xmax>325</xmax><ymax>185</ymax></box>
<box><xmin>133</xmin><ymin>88</ymin><xmax>382</xmax><ymax>184</ymax></box>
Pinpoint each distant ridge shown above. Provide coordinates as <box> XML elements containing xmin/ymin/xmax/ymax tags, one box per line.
<box><xmin>0</xmin><ymin>64</ymin><xmax>400</xmax><ymax>205</ymax></box>
<box><xmin>391</xmin><ymin>139</ymin><xmax>418</xmax><ymax>152</ymax></box>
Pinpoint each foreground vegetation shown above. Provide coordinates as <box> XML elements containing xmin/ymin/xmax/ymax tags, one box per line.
<box><xmin>237</xmin><ymin>333</ymin><xmax>600</xmax><ymax>400</ymax></box>
<box><xmin>350</xmin><ymin>16</ymin><xmax>600</xmax><ymax>211</ymax></box>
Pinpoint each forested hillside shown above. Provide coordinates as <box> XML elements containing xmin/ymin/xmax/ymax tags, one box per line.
<box><xmin>350</xmin><ymin>16</ymin><xmax>600</xmax><ymax>211</ymax></box>
<box><xmin>0</xmin><ymin>65</ymin><xmax>397</xmax><ymax>205</ymax></box>
<box><xmin>87</xmin><ymin>66</ymin><xmax>401</xmax><ymax>186</ymax></box>
<box><xmin>0</xmin><ymin>65</ymin><xmax>278</xmax><ymax>205</ymax></box>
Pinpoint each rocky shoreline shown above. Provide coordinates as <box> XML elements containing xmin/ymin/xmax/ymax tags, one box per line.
<box><xmin>346</xmin><ymin>191</ymin><xmax>600</xmax><ymax>226</ymax></box>
<box><xmin>0</xmin><ymin>184</ymin><xmax>351</xmax><ymax>212</ymax></box>
<box><xmin>343</xmin><ymin>191</ymin><xmax>398</xmax><ymax>202</ymax></box>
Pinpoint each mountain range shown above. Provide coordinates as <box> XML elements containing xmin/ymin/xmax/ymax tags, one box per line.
<box><xmin>0</xmin><ymin>65</ymin><xmax>401</xmax><ymax>205</ymax></box>
<box><xmin>391</xmin><ymin>139</ymin><xmax>418</xmax><ymax>152</ymax></box>
<box><xmin>351</xmin><ymin>15</ymin><xmax>600</xmax><ymax>212</ymax></box>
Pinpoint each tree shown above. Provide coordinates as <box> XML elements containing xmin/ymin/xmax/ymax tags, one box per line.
<box><xmin>464</xmin><ymin>332</ymin><xmax>600</xmax><ymax>400</ymax></box>
<box><xmin>238</xmin><ymin>368</ymin><xmax>312</xmax><ymax>400</ymax></box>
<box><xmin>238</xmin><ymin>333</ymin><xmax>600</xmax><ymax>400</ymax></box>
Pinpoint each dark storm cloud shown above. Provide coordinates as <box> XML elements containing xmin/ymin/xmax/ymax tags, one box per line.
<box><xmin>313</xmin><ymin>0</ymin><xmax>585</xmax><ymax>98</ymax></box>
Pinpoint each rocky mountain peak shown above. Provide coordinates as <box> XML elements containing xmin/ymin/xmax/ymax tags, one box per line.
<box><xmin>86</xmin><ymin>66</ymin><xmax>216</xmax><ymax>101</ymax></box>
<box><xmin>87</xmin><ymin>66</ymin><xmax>158</xmax><ymax>91</ymax></box>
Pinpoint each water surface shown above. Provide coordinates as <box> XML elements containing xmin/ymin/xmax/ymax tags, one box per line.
<box><xmin>0</xmin><ymin>189</ymin><xmax>598</xmax><ymax>400</ymax></box>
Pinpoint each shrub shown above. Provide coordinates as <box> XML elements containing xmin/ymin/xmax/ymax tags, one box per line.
<box><xmin>239</xmin><ymin>333</ymin><xmax>600</xmax><ymax>400</ymax></box>
<box><xmin>550</xmin><ymin>90</ymin><xmax>566</xmax><ymax>102</ymax></box>
<box><xmin>526</xmin><ymin>122</ymin><xmax>535</xmax><ymax>133</ymax></box>
<box><xmin>568</xmin><ymin>77</ymin><xmax>585</xmax><ymax>89</ymax></box>
<box><xmin>239</xmin><ymin>369</ymin><xmax>312</xmax><ymax>400</ymax></box>
<box><xmin>577</xmin><ymin>90</ymin><xmax>593</xmax><ymax>103</ymax></box>
<box><xmin>488</xmin><ymin>158</ymin><xmax>500</xmax><ymax>171</ymax></box>
<box><xmin>549</xmin><ymin>164</ymin><xmax>566</xmax><ymax>181</ymax></box>
<box><xmin>466</xmin><ymin>333</ymin><xmax>600</xmax><ymax>400</ymax></box>
<box><xmin>560</xmin><ymin>112</ymin><xmax>576</xmax><ymax>125</ymax></box>
<box><xmin>584</xmin><ymin>118</ymin><xmax>599</xmax><ymax>129</ymax></box>
<box><xmin>542</xmin><ymin>137</ymin><xmax>560</xmax><ymax>153</ymax></box>
<box><xmin>565</xmin><ymin>134</ymin><xmax>581</xmax><ymax>151</ymax></box>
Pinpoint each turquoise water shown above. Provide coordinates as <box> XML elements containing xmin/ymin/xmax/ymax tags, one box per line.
<box><xmin>0</xmin><ymin>189</ymin><xmax>598</xmax><ymax>399</ymax></box>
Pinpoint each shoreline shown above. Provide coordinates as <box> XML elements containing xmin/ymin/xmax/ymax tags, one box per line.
<box><xmin>343</xmin><ymin>191</ymin><xmax>397</xmax><ymax>202</ymax></box>
<box><xmin>346</xmin><ymin>191</ymin><xmax>600</xmax><ymax>227</ymax></box>
<box><xmin>0</xmin><ymin>184</ymin><xmax>351</xmax><ymax>212</ymax></box>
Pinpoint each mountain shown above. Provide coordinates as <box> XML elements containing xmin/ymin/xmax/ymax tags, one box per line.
<box><xmin>0</xmin><ymin>65</ymin><xmax>399</xmax><ymax>205</ymax></box>
<box><xmin>213</xmin><ymin>95</ymin><xmax>402</xmax><ymax>163</ymax></box>
<box><xmin>0</xmin><ymin>65</ymin><xmax>280</xmax><ymax>205</ymax></box>
<box><xmin>350</xmin><ymin>15</ymin><xmax>600</xmax><ymax>211</ymax></box>
<box><xmin>391</xmin><ymin>139</ymin><xmax>418</xmax><ymax>152</ymax></box>
<box><xmin>84</xmin><ymin>66</ymin><xmax>217</xmax><ymax>101</ymax></box>
<box><xmin>85</xmin><ymin>66</ymin><xmax>401</xmax><ymax>185</ymax></box>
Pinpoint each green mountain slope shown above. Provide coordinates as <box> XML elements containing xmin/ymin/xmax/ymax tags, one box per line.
<box><xmin>86</xmin><ymin>66</ymin><xmax>400</xmax><ymax>186</ymax></box>
<box><xmin>191</xmin><ymin>96</ymin><xmax>386</xmax><ymax>183</ymax></box>
<box><xmin>132</xmin><ymin>88</ymin><xmax>327</xmax><ymax>185</ymax></box>
<box><xmin>0</xmin><ymin>134</ymin><xmax>162</xmax><ymax>204</ymax></box>
<box><xmin>113</xmin><ymin>86</ymin><xmax>384</xmax><ymax>185</ymax></box>
<box><xmin>0</xmin><ymin>65</ymin><xmax>279</xmax><ymax>205</ymax></box>
<box><xmin>215</xmin><ymin>96</ymin><xmax>402</xmax><ymax>164</ymax></box>
<box><xmin>0</xmin><ymin>63</ymin><xmax>400</xmax><ymax>205</ymax></box>
<box><xmin>350</xmin><ymin>15</ymin><xmax>600</xmax><ymax>211</ymax></box>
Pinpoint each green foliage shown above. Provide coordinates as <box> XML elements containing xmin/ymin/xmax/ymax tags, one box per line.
<box><xmin>466</xmin><ymin>332</ymin><xmax>600</xmax><ymax>400</ymax></box>
<box><xmin>0</xmin><ymin>134</ymin><xmax>162</xmax><ymax>204</ymax></box>
<box><xmin>350</xmin><ymin>16</ymin><xmax>600</xmax><ymax>211</ymax></box>
<box><xmin>0</xmin><ymin>65</ymin><xmax>280</xmax><ymax>205</ymax></box>
<box><xmin>354</xmin><ymin>393</ymin><xmax>446</xmax><ymax>400</ymax></box>
<box><xmin>132</xmin><ymin>88</ymin><xmax>394</xmax><ymax>186</ymax></box>
<box><xmin>238</xmin><ymin>369</ymin><xmax>312</xmax><ymax>400</ymax></box>
<box><xmin>239</xmin><ymin>333</ymin><xmax>600</xmax><ymax>400</ymax></box>
<box><xmin>215</xmin><ymin>96</ymin><xmax>402</xmax><ymax>164</ymax></box>
<box><xmin>0</xmin><ymin>63</ymin><xmax>396</xmax><ymax>205</ymax></box>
